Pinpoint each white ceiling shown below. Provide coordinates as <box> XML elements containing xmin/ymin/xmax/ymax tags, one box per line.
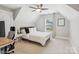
<box><xmin>0</xmin><ymin>4</ymin><xmax>24</xmax><ymax>9</ymax></box>
<box><xmin>68</xmin><ymin>4</ymin><xmax>79</xmax><ymax>12</ymax></box>
<box><xmin>0</xmin><ymin>4</ymin><xmax>79</xmax><ymax>12</ymax></box>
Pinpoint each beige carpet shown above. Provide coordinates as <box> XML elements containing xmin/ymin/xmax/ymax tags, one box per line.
<box><xmin>14</xmin><ymin>38</ymin><xmax>75</xmax><ymax>54</ymax></box>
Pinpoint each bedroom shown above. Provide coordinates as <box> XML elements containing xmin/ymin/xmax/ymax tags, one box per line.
<box><xmin>0</xmin><ymin>4</ymin><xmax>79</xmax><ymax>54</ymax></box>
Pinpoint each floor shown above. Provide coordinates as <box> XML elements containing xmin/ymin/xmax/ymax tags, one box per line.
<box><xmin>14</xmin><ymin>38</ymin><xmax>75</xmax><ymax>54</ymax></box>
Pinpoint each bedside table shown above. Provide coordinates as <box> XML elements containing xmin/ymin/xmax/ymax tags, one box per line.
<box><xmin>14</xmin><ymin>34</ymin><xmax>23</xmax><ymax>42</ymax></box>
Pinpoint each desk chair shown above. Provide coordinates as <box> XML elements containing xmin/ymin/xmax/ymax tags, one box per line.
<box><xmin>0</xmin><ymin>27</ymin><xmax>15</xmax><ymax>54</ymax></box>
<box><xmin>7</xmin><ymin>27</ymin><xmax>15</xmax><ymax>54</ymax></box>
<box><xmin>7</xmin><ymin>31</ymin><xmax>15</xmax><ymax>54</ymax></box>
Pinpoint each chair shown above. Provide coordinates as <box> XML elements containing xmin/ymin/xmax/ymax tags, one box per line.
<box><xmin>0</xmin><ymin>31</ymin><xmax>15</xmax><ymax>54</ymax></box>
<box><xmin>0</xmin><ymin>26</ymin><xmax>15</xmax><ymax>54</ymax></box>
<box><xmin>7</xmin><ymin>27</ymin><xmax>15</xmax><ymax>54</ymax></box>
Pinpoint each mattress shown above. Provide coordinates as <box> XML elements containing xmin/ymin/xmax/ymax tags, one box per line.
<box><xmin>22</xmin><ymin>31</ymin><xmax>51</xmax><ymax>46</ymax></box>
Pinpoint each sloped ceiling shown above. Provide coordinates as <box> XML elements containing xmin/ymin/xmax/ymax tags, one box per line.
<box><xmin>1</xmin><ymin>4</ymin><xmax>79</xmax><ymax>20</ymax></box>
<box><xmin>0</xmin><ymin>4</ymin><xmax>23</xmax><ymax>10</ymax></box>
<box><xmin>14</xmin><ymin>4</ymin><xmax>58</xmax><ymax>27</ymax></box>
<box><xmin>0</xmin><ymin>4</ymin><xmax>79</xmax><ymax>27</ymax></box>
<box><xmin>15</xmin><ymin>5</ymin><xmax>40</xmax><ymax>27</ymax></box>
<box><xmin>0</xmin><ymin>4</ymin><xmax>23</xmax><ymax>20</ymax></box>
<box><xmin>68</xmin><ymin>4</ymin><xmax>79</xmax><ymax>12</ymax></box>
<box><xmin>1</xmin><ymin>4</ymin><xmax>79</xmax><ymax>12</ymax></box>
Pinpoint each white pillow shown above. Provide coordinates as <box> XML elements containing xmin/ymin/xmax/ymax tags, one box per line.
<box><xmin>21</xmin><ymin>29</ymin><xmax>26</xmax><ymax>34</ymax></box>
<box><xmin>29</xmin><ymin>28</ymin><xmax>36</xmax><ymax>33</ymax></box>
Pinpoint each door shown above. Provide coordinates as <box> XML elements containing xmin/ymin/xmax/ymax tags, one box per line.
<box><xmin>0</xmin><ymin>21</ymin><xmax>5</xmax><ymax>37</ymax></box>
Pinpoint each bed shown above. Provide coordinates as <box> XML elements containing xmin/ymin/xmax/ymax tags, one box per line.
<box><xmin>21</xmin><ymin>27</ymin><xmax>52</xmax><ymax>46</ymax></box>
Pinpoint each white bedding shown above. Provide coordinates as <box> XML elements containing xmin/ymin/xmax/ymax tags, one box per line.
<box><xmin>22</xmin><ymin>31</ymin><xmax>51</xmax><ymax>46</ymax></box>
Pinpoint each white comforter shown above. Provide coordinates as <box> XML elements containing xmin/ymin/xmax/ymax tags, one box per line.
<box><xmin>22</xmin><ymin>31</ymin><xmax>51</xmax><ymax>46</ymax></box>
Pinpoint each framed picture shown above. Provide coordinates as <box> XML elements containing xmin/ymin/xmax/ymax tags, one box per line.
<box><xmin>57</xmin><ymin>18</ymin><xmax>65</xmax><ymax>26</ymax></box>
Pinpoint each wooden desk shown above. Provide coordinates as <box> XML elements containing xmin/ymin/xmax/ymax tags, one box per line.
<box><xmin>0</xmin><ymin>37</ymin><xmax>14</xmax><ymax>54</ymax></box>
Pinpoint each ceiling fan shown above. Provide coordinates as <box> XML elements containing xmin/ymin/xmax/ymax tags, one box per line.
<box><xmin>29</xmin><ymin>4</ymin><xmax>48</xmax><ymax>12</ymax></box>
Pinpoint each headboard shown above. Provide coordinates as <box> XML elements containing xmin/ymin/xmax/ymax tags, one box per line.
<box><xmin>20</xmin><ymin>26</ymin><xmax>34</xmax><ymax>30</ymax></box>
<box><xmin>20</xmin><ymin>26</ymin><xmax>34</xmax><ymax>32</ymax></box>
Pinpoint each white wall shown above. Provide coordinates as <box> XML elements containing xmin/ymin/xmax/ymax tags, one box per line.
<box><xmin>35</xmin><ymin>4</ymin><xmax>70</xmax><ymax>39</ymax></box>
<box><xmin>0</xmin><ymin>9</ymin><xmax>13</xmax><ymax>37</ymax></box>
<box><xmin>35</xmin><ymin>4</ymin><xmax>58</xmax><ymax>32</ymax></box>
<box><xmin>35</xmin><ymin>14</ymin><xmax>54</xmax><ymax>32</ymax></box>
<box><xmin>13</xmin><ymin>8</ymin><xmax>21</xmax><ymax>20</ymax></box>
<box><xmin>56</xmin><ymin>5</ymin><xmax>79</xmax><ymax>51</ymax></box>
<box><xmin>15</xmin><ymin>4</ymin><xmax>59</xmax><ymax>29</ymax></box>
<box><xmin>53</xmin><ymin>12</ymin><xmax>70</xmax><ymax>38</ymax></box>
<box><xmin>15</xmin><ymin>5</ymin><xmax>39</xmax><ymax>29</ymax></box>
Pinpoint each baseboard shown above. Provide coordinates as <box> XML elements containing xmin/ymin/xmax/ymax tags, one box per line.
<box><xmin>70</xmin><ymin>41</ymin><xmax>78</xmax><ymax>54</ymax></box>
<box><xmin>71</xmin><ymin>46</ymin><xmax>78</xmax><ymax>54</ymax></box>
<box><xmin>55</xmin><ymin>36</ymin><xmax>69</xmax><ymax>40</ymax></box>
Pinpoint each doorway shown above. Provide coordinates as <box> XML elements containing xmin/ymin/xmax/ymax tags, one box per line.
<box><xmin>0</xmin><ymin>21</ymin><xmax>5</xmax><ymax>37</ymax></box>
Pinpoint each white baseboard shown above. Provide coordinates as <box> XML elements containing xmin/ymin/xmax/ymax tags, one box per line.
<box><xmin>70</xmin><ymin>41</ymin><xmax>78</xmax><ymax>54</ymax></box>
<box><xmin>71</xmin><ymin>46</ymin><xmax>78</xmax><ymax>54</ymax></box>
<box><xmin>55</xmin><ymin>36</ymin><xmax>69</xmax><ymax>40</ymax></box>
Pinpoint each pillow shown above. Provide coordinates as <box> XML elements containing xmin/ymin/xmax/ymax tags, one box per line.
<box><xmin>21</xmin><ymin>29</ymin><xmax>26</xmax><ymax>34</ymax></box>
<box><xmin>33</xmin><ymin>28</ymin><xmax>36</xmax><ymax>31</ymax></box>
<box><xmin>29</xmin><ymin>28</ymin><xmax>36</xmax><ymax>33</ymax></box>
<box><xmin>25</xmin><ymin>28</ymin><xmax>29</xmax><ymax>33</ymax></box>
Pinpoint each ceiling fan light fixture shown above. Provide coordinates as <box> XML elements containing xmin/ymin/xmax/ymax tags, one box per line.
<box><xmin>36</xmin><ymin>9</ymin><xmax>41</xmax><ymax>12</ymax></box>
<box><xmin>29</xmin><ymin>4</ymin><xmax>48</xmax><ymax>13</ymax></box>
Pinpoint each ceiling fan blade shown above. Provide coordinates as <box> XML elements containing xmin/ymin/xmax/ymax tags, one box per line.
<box><xmin>32</xmin><ymin>10</ymin><xmax>36</xmax><ymax>12</ymax></box>
<box><xmin>29</xmin><ymin>6</ymin><xmax>37</xmax><ymax>9</ymax></box>
<box><xmin>41</xmin><ymin>8</ymin><xmax>48</xmax><ymax>10</ymax></box>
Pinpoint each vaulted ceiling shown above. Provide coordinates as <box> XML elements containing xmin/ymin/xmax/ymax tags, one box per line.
<box><xmin>67</xmin><ymin>4</ymin><xmax>79</xmax><ymax>12</ymax></box>
<box><xmin>0</xmin><ymin>4</ymin><xmax>79</xmax><ymax>20</ymax></box>
<box><xmin>0</xmin><ymin>4</ymin><xmax>79</xmax><ymax>12</ymax></box>
<box><xmin>0</xmin><ymin>4</ymin><xmax>23</xmax><ymax>10</ymax></box>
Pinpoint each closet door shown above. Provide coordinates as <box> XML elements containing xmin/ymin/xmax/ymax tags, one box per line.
<box><xmin>0</xmin><ymin>21</ymin><xmax>5</xmax><ymax>37</ymax></box>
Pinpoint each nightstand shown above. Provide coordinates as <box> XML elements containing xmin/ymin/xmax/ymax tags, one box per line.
<box><xmin>14</xmin><ymin>34</ymin><xmax>23</xmax><ymax>42</ymax></box>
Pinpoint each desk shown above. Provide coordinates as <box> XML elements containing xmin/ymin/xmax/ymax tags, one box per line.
<box><xmin>0</xmin><ymin>37</ymin><xmax>14</xmax><ymax>54</ymax></box>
